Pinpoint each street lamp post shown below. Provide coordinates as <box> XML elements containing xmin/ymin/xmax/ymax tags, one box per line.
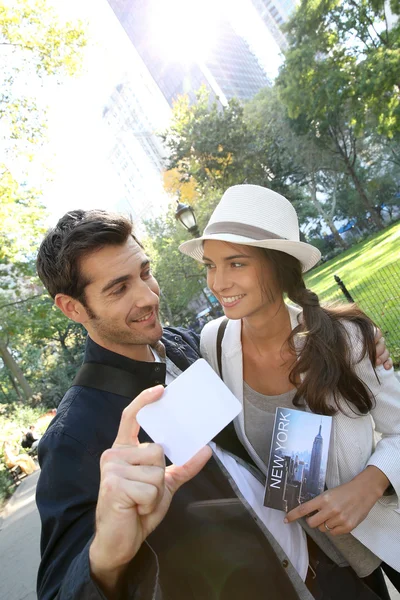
<box><xmin>175</xmin><ymin>200</ymin><xmax>217</xmax><ymax>317</ymax></box>
<box><xmin>175</xmin><ymin>200</ymin><xmax>200</xmax><ymax>238</ymax></box>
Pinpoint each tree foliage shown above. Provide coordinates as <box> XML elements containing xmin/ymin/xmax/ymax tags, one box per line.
<box><xmin>281</xmin><ymin>0</ymin><xmax>400</xmax><ymax>137</ymax></box>
<box><xmin>0</xmin><ymin>0</ymin><xmax>87</xmax><ymax>404</ymax></box>
<box><xmin>244</xmin><ymin>87</ymin><xmax>348</xmax><ymax>244</ymax></box>
<box><xmin>162</xmin><ymin>87</ymin><xmax>253</xmax><ymax>192</ymax></box>
<box><xmin>0</xmin><ymin>170</ymin><xmax>46</xmax><ymax>264</ymax></box>
<box><xmin>277</xmin><ymin>0</ymin><xmax>400</xmax><ymax>229</ymax></box>
<box><xmin>1</xmin><ymin>0</ymin><xmax>86</xmax><ymax>157</ymax></box>
<box><xmin>144</xmin><ymin>201</ymin><xmax>213</xmax><ymax>326</ymax></box>
<box><xmin>162</xmin><ymin>86</ymin><xmax>311</xmax><ymax>199</ymax></box>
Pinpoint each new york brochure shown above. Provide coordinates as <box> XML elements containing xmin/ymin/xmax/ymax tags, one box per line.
<box><xmin>264</xmin><ymin>407</ymin><xmax>332</xmax><ymax>512</ymax></box>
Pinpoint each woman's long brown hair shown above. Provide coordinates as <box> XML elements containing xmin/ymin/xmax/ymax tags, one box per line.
<box><xmin>264</xmin><ymin>249</ymin><xmax>377</xmax><ymax>416</ymax></box>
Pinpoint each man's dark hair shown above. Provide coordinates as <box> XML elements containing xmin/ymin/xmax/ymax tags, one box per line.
<box><xmin>37</xmin><ymin>209</ymin><xmax>141</xmax><ymax>302</ymax></box>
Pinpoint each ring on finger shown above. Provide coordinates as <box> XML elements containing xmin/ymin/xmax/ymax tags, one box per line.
<box><xmin>324</xmin><ymin>521</ymin><xmax>332</xmax><ymax>532</ymax></box>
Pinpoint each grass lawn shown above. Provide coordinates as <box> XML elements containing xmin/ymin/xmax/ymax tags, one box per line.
<box><xmin>305</xmin><ymin>220</ymin><xmax>400</xmax><ymax>366</ymax></box>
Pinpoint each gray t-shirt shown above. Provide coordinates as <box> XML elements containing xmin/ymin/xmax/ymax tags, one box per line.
<box><xmin>243</xmin><ymin>382</ymin><xmax>298</xmax><ymax>465</ymax></box>
<box><xmin>243</xmin><ymin>382</ymin><xmax>381</xmax><ymax>578</ymax></box>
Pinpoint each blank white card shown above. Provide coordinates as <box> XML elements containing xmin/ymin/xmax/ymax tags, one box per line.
<box><xmin>137</xmin><ymin>359</ymin><xmax>242</xmax><ymax>466</ymax></box>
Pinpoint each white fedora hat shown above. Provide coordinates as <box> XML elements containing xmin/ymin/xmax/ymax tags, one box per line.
<box><xmin>179</xmin><ymin>184</ymin><xmax>321</xmax><ymax>272</ymax></box>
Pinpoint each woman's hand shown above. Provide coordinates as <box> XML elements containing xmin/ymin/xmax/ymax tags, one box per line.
<box><xmin>375</xmin><ymin>329</ymin><xmax>393</xmax><ymax>370</ymax></box>
<box><xmin>284</xmin><ymin>466</ymin><xmax>390</xmax><ymax>535</ymax></box>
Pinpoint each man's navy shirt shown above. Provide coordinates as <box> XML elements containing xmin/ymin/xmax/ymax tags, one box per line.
<box><xmin>36</xmin><ymin>327</ymin><xmax>293</xmax><ymax>600</ymax></box>
<box><xmin>36</xmin><ymin>327</ymin><xmax>201</xmax><ymax>599</ymax></box>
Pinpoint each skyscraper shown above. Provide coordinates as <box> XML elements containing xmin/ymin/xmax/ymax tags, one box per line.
<box><xmin>101</xmin><ymin>48</ymin><xmax>171</xmax><ymax>229</ymax></box>
<box><xmin>105</xmin><ymin>0</ymin><xmax>208</xmax><ymax>105</ymax></box>
<box><xmin>307</xmin><ymin>423</ymin><xmax>323</xmax><ymax>496</ymax></box>
<box><xmin>204</xmin><ymin>18</ymin><xmax>271</xmax><ymax>101</ymax></box>
<box><xmin>294</xmin><ymin>457</ymin><xmax>305</xmax><ymax>483</ymax></box>
<box><xmin>102</xmin><ymin>0</ymin><xmax>271</xmax><ymax>230</ymax></box>
<box><xmin>106</xmin><ymin>0</ymin><xmax>270</xmax><ymax>106</ymax></box>
<box><xmin>251</xmin><ymin>0</ymin><xmax>297</xmax><ymax>50</ymax></box>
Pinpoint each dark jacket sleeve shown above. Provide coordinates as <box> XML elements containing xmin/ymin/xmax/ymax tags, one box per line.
<box><xmin>36</xmin><ymin>431</ymin><xmax>159</xmax><ymax>600</ymax></box>
<box><xmin>164</xmin><ymin>326</ymin><xmax>200</xmax><ymax>355</ymax></box>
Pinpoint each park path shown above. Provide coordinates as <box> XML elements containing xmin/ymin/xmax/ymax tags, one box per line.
<box><xmin>0</xmin><ymin>470</ymin><xmax>40</xmax><ymax>600</ymax></box>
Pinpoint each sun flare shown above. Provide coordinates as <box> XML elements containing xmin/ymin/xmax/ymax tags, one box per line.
<box><xmin>150</xmin><ymin>0</ymin><xmax>220</xmax><ymax>64</ymax></box>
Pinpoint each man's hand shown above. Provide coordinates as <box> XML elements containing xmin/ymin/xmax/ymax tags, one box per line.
<box><xmin>89</xmin><ymin>385</ymin><xmax>212</xmax><ymax>597</ymax></box>
<box><xmin>375</xmin><ymin>328</ymin><xmax>392</xmax><ymax>370</ymax></box>
<box><xmin>284</xmin><ymin>466</ymin><xmax>390</xmax><ymax>535</ymax></box>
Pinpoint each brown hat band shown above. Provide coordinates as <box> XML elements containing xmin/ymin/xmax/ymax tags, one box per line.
<box><xmin>204</xmin><ymin>221</ymin><xmax>286</xmax><ymax>241</ymax></box>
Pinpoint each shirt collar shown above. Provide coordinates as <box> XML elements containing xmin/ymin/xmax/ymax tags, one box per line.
<box><xmin>84</xmin><ymin>336</ymin><xmax>166</xmax><ymax>377</ymax></box>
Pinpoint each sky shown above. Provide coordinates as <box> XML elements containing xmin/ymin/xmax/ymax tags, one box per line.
<box><xmin>276</xmin><ymin>409</ymin><xmax>332</xmax><ymax>470</ymax></box>
<box><xmin>41</xmin><ymin>0</ymin><xmax>133</xmax><ymax>224</ymax></box>
<box><xmin>40</xmin><ymin>0</ymin><xmax>283</xmax><ymax>225</ymax></box>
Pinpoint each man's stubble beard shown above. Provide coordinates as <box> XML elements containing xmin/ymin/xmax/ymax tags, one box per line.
<box><xmin>84</xmin><ymin>303</ymin><xmax>163</xmax><ymax>348</ymax></box>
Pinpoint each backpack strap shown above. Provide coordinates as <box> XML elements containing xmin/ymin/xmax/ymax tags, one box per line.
<box><xmin>72</xmin><ymin>363</ymin><xmax>141</xmax><ymax>399</ymax></box>
<box><xmin>216</xmin><ymin>318</ymin><xmax>229</xmax><ymax>380</ymax></box>
<box><xmin>213</xmin><ymin>318</ymin><xmax>256</xmax><ymax>466</ymax></box>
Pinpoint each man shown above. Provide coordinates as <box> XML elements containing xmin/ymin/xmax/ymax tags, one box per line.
<box><xmin>22</xmin><ymin>425</ymin><xmax>40</xmax><ymax>451</ymax></box>
<box><xmin>36</xmin><ymin>209</ymin><xmax>391</xmax><ymax>600</ymax></box>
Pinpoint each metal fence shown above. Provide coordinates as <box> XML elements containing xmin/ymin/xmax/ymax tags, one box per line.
<box><xmin>330</xmin><ymin>263</ymin><xmax>400</xmax><ymax>367</ymax></box>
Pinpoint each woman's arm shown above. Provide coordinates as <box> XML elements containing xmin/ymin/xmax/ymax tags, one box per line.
<box><xmin>285</xmin><ymin>325</ymin><xmax>400</xmax><ymax>534</ymax></box>
<box><xmin>354</xmin><ymin>355</ymin><xmax>400</xmax><ymax>504</ymax></box>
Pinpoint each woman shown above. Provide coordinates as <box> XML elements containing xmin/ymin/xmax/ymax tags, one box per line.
<box><xmin>179</xmin><ymin>184</ymin><xmax>400</xmax><ymax>599</ymax></box>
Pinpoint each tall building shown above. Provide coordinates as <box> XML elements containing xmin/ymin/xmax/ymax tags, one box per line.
<box><xmin>102</xmin><ymin>0</ymin><xmax>271</xmax><ymax>232</ymax></box>
<box><xmin>307</xmin><ymin>423</ymin><xmax>324</xmax><ymax>496</ymax></box>
<box><xmin>294</xmin><ymin>459</ymin><xmax>305</xmax><ymax>483</ymax></box>
<box><xmin>251</xmin><ymin>0</ymin><xmax>297</xmax><ymax>50</ymax></box>
<box><xmin>106</xmin><ymin>0</ymin><xmax>207</xmax><ymax>105</ymax></box>
<box><xmin>204</xmin><ymin>18</ymin><xmax>271</xmax><ymax>101</ymax></box>
<box><xmin>102</xmin><ymin>50</ymin><xmax>172</xmax><ymax>230</ymax></box>
<box><xmin>106</xmin><ymin>0</ymin><xmax>270</xmax><ymax>106</ymax></box>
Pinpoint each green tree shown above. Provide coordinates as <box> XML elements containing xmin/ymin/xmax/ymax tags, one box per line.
<box><xmin>0</xmin><ymin>0</ymin><xmax>86</xmax><ymax>402</ymax></box>
<box><xmin>334</xmin><ymin>140</ymin><xmax>400</xmax><ymax>225</ymax></box>
<box><xmin>0</xmin><ymin>175</ymin><xmax>47</xmax><ymax>401</ymax></box>
<box><xmin>277</xmin><ymin>0</ymin><xmax>400</xmax><ymax>230</ymax></box>
<box><xmin>1</xmin><ymin>0</ymin><xmax>86</xmax><ymax>155</ymax></box>
<box><xmin>244</xmin><ymin>87</ymin><xmax>348</xmax><ymax>247</ymax></box>
<box><xmin>162</xmin><ymin>86</ymin><xmax>303</xmax><ymax>199</ymax></box>
<box><xmin>144</xmin><ymin>205</ymin><xmax>211</xmax><ymax>326</ymax></box>
<box><xmin>0</xmin><ymin>170</ymin><xmax>46</xmax><ymax>263</ymax></box>
<box><xmin>282</xmin><ymin>0</ymin><xmax>400</xmax><ymax>137</ymax></box>
<box><xmin>162</xmin><ymin>87</ymin><xmax>252</xmax><ymax>193</ymax></box>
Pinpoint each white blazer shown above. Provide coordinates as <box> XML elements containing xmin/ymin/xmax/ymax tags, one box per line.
<box><xmin>200</xmin><ymin>304</ymin><xmax>400</xmax><ymax>571</ymax></box>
